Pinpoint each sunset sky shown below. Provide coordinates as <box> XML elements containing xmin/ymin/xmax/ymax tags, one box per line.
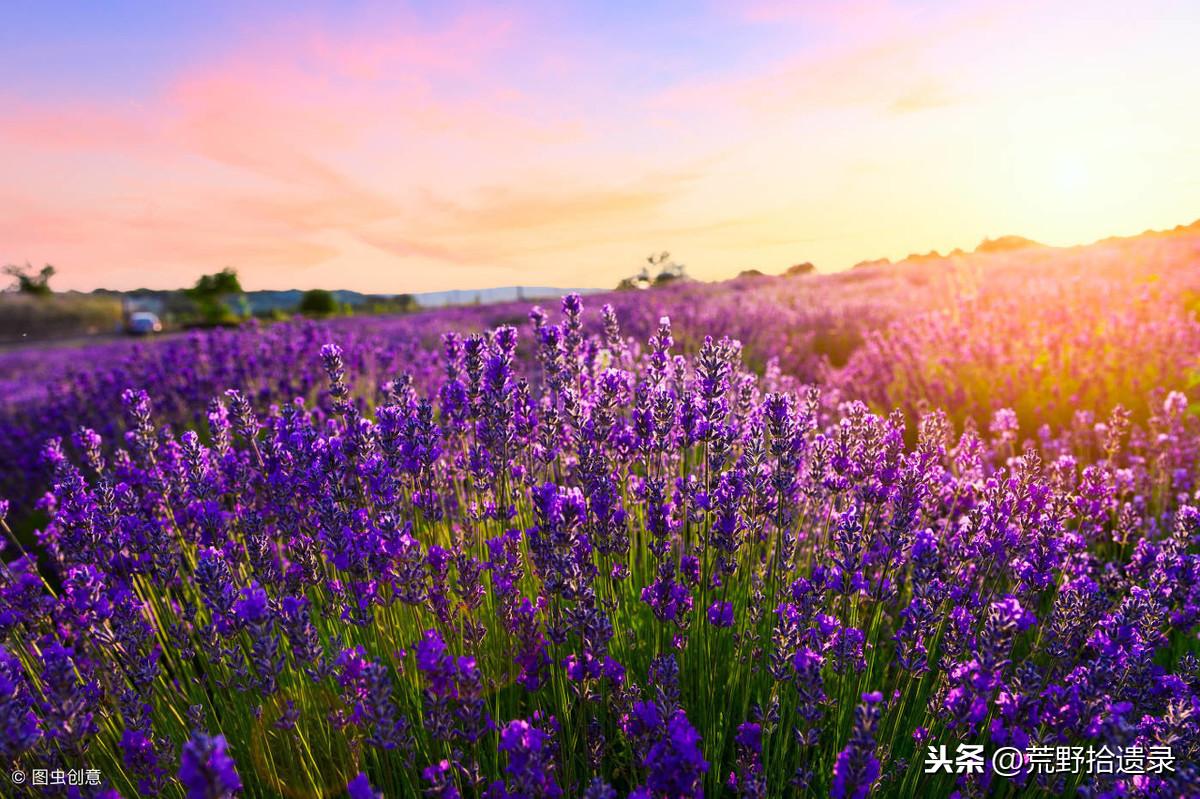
<box><xmin>2</xmin><ymin>1</ymin><xmax>1198</xmax><ymax>293</ymax></box>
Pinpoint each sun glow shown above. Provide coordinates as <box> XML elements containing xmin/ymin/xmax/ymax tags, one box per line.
<box><xmin>1049</xmin><ymin>154</ymin><xmax>1091</xmax><ymax>199</ymax></box>
<box><xmin>1</xmin><ymin>2</ymin><xmax>1198</xmax><ymax>290</ymax></box>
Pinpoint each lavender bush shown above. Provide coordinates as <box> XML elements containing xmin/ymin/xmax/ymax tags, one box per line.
<box><xmin>2</xmin><ymin>241</ymin><xmax>1200</xmax><ymax>797</ymax></box>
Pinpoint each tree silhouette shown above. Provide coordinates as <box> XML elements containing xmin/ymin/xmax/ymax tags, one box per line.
<box><xmin>617</xmin><ymin>252</ymin><xmax>687</xmax><ymax>290</ymax></box>
<box><xmin>4</xmin><ymin>263</ymin><xmax>56</xmax><ymax>296</ymax></box>
<box><xmin>298</xmin><ymin>289</ymin><xmax>337</xmax><ymax>316</ymax></box>
<box><xmin>186</xmin><ymin>267</ymin><xmax>246</xmax><ymax>324</ymax></box>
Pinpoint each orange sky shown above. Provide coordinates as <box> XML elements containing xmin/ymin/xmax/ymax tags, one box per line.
<box><xmin>2</xmin><ymin>1</ymin><xmax>1198</xmax><ymax>292</ymax></box>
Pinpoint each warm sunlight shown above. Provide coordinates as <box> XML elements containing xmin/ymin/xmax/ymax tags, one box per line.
<box><xmin>1049</xmin><ymin>154</ymin><xmax>1091</xmax><ymax>200</ymax></box>
<box><xmin>3</xmin><ymin>4</ymin><xmax>1200</xmax><ymax>798</ymax></box>
<box><xmin>2</xmin><ymin>1</ymin><xmax>1198</xmax><ymax>291</ymax></box>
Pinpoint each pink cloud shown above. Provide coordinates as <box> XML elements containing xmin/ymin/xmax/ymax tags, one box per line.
<box><xmin>668</xmin><ymin>1</ymin><xmax>1023</xmax><ymax>119</ymax></box>
<box><xmin>421</xmin><ymin>178</ymin><xmax>688</xmax><ymax>233</ymax></box>
<box><xmin>0</xmin><ymin>6</ymin><xmax>653</xmax><ymax>287</ymax></box>
<box><xmin>0</xmin><ymin>100</ymin><xmax>154</xmax><ymax>152</ymax></box>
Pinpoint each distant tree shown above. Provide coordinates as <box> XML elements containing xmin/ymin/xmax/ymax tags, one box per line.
<box><xmin>738</xmin><ymin>269</ymin><xmax>765</xmax><ymax>278</ymax></box>
<box><xmin>4</xmin><ymin>263</ymin><xmax>56</xmax><ymax>296</ymax></box>
<box><xmin>616</xmin><ymin>266</ymin><xmax>652</xmax><ymax>291</ymax></box>
<box><xmin>188</xmin><ymin>267</ymin><xmax>243</xmax><ymax>297</ymax></box>
<box><xmin>784</xmin><ymin>262</ymin><xmax>815</xmax><ymax>277</ymax></box>
<box><xmin>298</xmin><ymin>288</ymin><xmax>337</xmax><ymax>316</ymax></box>
<box><xmin>649</xmin><ymin>251</ymin><xmax>687</xmax><ymax>285</ymax></box>
<box><xmin>186</xmin><ymin>267</ymin><xmax>245</xmax><ymax>325</ymax></box>
<box><xmin>653</xmin><ymin>268</ymin><xmax>683</xmax><ymax>286</ymax></box>
<box><xmin>255</xmin><ymin>307</ymin><xmax>291</xmax><ymax>322</ymax></box>
<box><xmin>361</xmin><ymin>294</ymin><xmax>418</xmax><ymax>315</ymax></box>
<box><xmin>616</xmin><ymin>252</ymin><xmax>688</xmax><ymax>290</ymax></box>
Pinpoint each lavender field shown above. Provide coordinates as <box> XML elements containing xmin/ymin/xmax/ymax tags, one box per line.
<box><xmin>3</xmin><ymin>233</ymin><xmax>1200</xmax><ymax>798</ymax></box>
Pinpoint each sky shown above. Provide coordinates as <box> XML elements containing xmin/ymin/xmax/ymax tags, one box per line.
<box><xmin>2</xmin><ymin>0</ymin><xmax>1198</xmax><ymax>293</ymax></box>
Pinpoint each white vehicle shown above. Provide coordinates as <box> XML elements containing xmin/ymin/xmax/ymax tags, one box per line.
<box><xmin>127</xmin><ymin>311</ymin><xmax>163</xmax><ymax>335</ymax></box>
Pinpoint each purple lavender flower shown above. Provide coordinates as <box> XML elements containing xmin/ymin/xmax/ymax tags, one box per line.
<box><xmin>422</xmin><ymin>759</ymin><xmax>461</xmax><ymax>799</ymax></box>
<box><xmin>37</xmin><ymin>638</ymin><xmax>98</xmax><ymax>751</ymax></box>
<box><xmin>179</xmin><ymin>731</ymin><xmax>241</xmax><ymax>799</ymax></box>
<box><xmin>706</xmin><ymin>600</ymin><xmax>734</xmax><ymax>628</ymax></box>
<box><xmin>830</xmin><ymin>692</ymin><xmax>883</xmax><ymax>799</ymax></box>
<box><xmin>347</xmin><ymin>773</ymin><xmax>382</xmax><ymax>799</ymax></box>
<box><xmin>3</xmin><ymin>284</ymin><xmax>1200</xmax><ymax>799</ymax></box>
<box><xmin>121</xmin><ymin>727</ymin><xmax>166</xmax><ymax>795</ymax></box>
<box><xmin>637</xmin><ymin>708</ymin><xmax>709</xmax><ymax>798</ymax></box>
<box><xmin>335</xmin><ymin>646</ymin><xmax>412</xmax><ymax>750</ymax></box>
<box><xmin>0</xmin><ymin>646</ymin><xmax>41</xmax><ymax>759</ymax></box>
<box><xmin>495</xmin><ymin>718</ymin><xmax>563</xmax><ymax>798</ymax></box>
<box><xmin>732</xmin><ymin>721</ymin><xmax>766</xmax><ymax>798</ymax></box>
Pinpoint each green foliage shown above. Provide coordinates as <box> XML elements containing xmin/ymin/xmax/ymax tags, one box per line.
<box><xmin>255</xmin><ymin>308</ymin><xmax>292</xmax><ymax>322</ymax></box>
<box><xmin>3</xmin><ymin>262</ymin><xmax>56</xmax><ymax>296</ymax></box>
<box><xmin>360</xmin><ymin>293</ymin><xmax>419</xmax><ymax>315</ymax></box>
<box><xmin>187</xmin><ymin>267</ymin><xmax>244</xmax><ymax>298</ymax></box>
<box><xmin>185</xmin><ymin>268</ymin><xmax>246</xmax><ymax>326</ymax></box>
<box><xmin>298</xmin><ymin>289</ymin><xmax>338</xmax><ymax>317</ymax></box>
<box><xmin>0</xmin><ymin>293</ymin><xmax>123</xmax><ymax>341</ymax></box>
